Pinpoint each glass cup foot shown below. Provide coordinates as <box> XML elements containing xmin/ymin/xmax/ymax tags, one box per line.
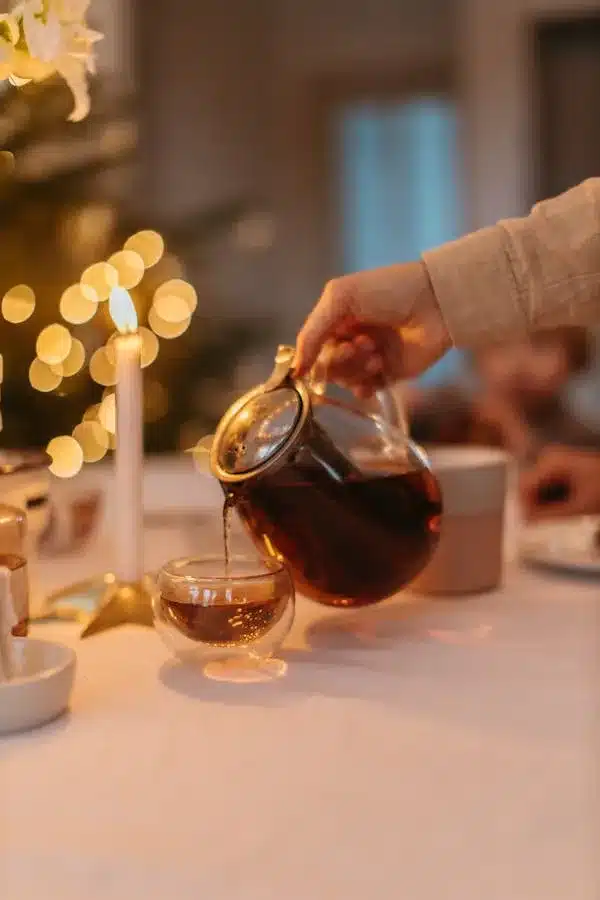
<box><xmin>203</xmin><ymin>656</ymin><xmax>288</xmax><ymax>684</ymax></box>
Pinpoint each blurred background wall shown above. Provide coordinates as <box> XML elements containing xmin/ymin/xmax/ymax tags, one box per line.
<box><xmin>136</xmin><ymin>0</ymin><xmax>456</xmax><ymax>335</ymax></box>
<box><xmin>135</xmin><ymin>0</ymin><xmax>600</xmax><ymax>392</ymax></box>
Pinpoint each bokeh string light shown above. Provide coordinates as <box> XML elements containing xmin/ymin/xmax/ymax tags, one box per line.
<box><xmin>4</xmin><ymin>229</ymin><xmax>199</xmax><ymax>476</ymax></box>
<box><xmin>59</xmin><ymin>284</ymin><xmax>98</xmax><ymax>324</ymax></box>
<box><xmin>108</xmin><ymin>250</ymin><xmax>145</xmax><ymax>290</ymax></box>
<box><xmin>188</xmin><ymin>433</ymin><xmax>215</xmax><ymax>475</ymax></box>
<box><xmin>59</xmin><ymin>338</ymin><xmax>86</xmax><ymax>377</ymax></box>
<box><xmin>148</xmin><ymin>306</ymin><xmax>191</xmax><ymax>340</ymax></box>
<box><xmin>36</xmin><ymin>324</ymin><xmax>72</xmax><ymax>366</ymax></box>
<box><xmin>153</xmin><ymin>279</ymin><xmax>198</xmax><ymax>319</ymax></box>
<box><xmin>2</xmin><ymin>285</ymin><xmax>36</xmax><ymax>324</ymax></box>
<box><xmin>29</xmin><ymin>359</ymin><xmax>63</xmax><ymax>393</ymax></box>
<box><xmin>123</xmin><ymin>230</ymin><xmax>165</xmax><ymax>268</ymax></box>
<box><xmin>89</xmin><ymin>346</ymin><xmax>117</xmax><ymax>386</ymax></box>
<box><xmin>0</xmin><ymin>354</ymin><xmax>4</xmax><ymax>432</ymax></box>
<box><xmin>0</xmin><ymin>151</ymin><xmax>15</xmax><ymax>178</ymax></box>
<box><xmin>137</xmin><ymin>327</ymin><xmax>160</xmax><ymax>368</ymax></box>
<box><xmin>98</xmin><ymin>392</ymin><xmax>116</xmax><ymax>434</ymax></box>
<box><xmin>47</xmin><ymin>435</ymin><xmax>84</xmax><ymax>479</ymax></box>
<box><xmin>72</xmin><ymin>420</ymin><xmax>109</xmax><ymax>463</ymax></box>
<box><xmin>83</xmin><ymin>403</ymin><xmax>101</xmax><ymax>422</ymax></box>
<box><xmin>80</xmin><ymin>262</ymin><xmax>119</xmax><ymax>302</ymax></box>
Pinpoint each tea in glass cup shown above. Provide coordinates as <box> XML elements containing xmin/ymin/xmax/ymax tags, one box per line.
<box><xmin>153</xmin><ymin>555</ymin><xmax>295</xmax><ymax>680</ymax></box>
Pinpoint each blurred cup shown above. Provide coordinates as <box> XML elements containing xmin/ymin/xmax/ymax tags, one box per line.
<box><xmin>411</xmin><ymin>445</ymin><xmax>509</xmax><ymax>596</ymax></box>
<box><xmin>0</xmin><ymin>450</ymin><xmax>51</xmax><ymax>551</ymax></box>
<box><xmin>40</xmin><ymin>489</ymin><xmax>101</xmax><ymax>556</ymax></box>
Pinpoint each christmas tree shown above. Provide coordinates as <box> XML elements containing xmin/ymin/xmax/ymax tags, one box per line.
<box><xmin>0</xmin><ymin>76</ymin><xmax>271</xmax><ymax>459</ymax></box>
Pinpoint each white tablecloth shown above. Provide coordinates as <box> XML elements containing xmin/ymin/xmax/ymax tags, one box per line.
<box><xmin>1</xmin><ymin>460</ymin><xmax>598</xmax><ymax>899</ymax></box>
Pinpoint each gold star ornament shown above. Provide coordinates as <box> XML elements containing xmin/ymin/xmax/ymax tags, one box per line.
<box><xmin>80</xmin><ymin>577</ymin><xmax>155</xmax><ymax>639</ymax></box>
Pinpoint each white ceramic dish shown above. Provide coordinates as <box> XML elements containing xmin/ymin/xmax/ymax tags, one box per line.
<box><xmin>0</xmin><ymin>638</ymin><xmax>76</xmax><ymax>735</ymax></box>
<box><xmin>520</xmin><ymin>515</ymin><xmax>600</xmax><ymax>577</ymax></box>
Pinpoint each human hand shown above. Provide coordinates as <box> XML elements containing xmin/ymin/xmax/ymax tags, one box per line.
<box><xmin>294</xmin><ymin>262</ymin><xmax>452</xmax><ymax>397</ymax></box>
<box><xmin>519</xmin><ymin>446</ymin><xmax>600</xmax><ymax>520</ymax></box>
<box><xmin>472</xmin><ymin>393</ymin><xmax>537</xmax><ymax>461</ymax></box>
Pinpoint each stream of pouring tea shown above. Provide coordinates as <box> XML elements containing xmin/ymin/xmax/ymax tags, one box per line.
<box><xmin>222</xmin><ymin>493</ymin><xmax>235</xmax><ymax>573</ymax></box>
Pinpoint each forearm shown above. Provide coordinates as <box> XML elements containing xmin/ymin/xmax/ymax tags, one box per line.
<box><xmin>423</xmin><ymin>179</ymin><xmax>600</xmax><ymax>346</ymax></box>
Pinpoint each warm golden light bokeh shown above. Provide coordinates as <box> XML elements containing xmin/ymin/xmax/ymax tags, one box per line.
<box><xmin>138</xmin><ymin>326</ymin><xmax>160</xmax><ymax>368</ymax></box>
<box><xmin>80</xmin><ymin>262</ymin><xmax>119</xmax><ymax>302</ymax></box>
<box><xmin>148</xmin><ymin>305</ymin><xmax>191</xmax><ymax>339</ymax></box>
<box><xmin>36</xmin><ymin>324</ymin><xmax>73</xmax><ymax>366</ymax></box>
<box><xmin>2</xmin><ymin>284</ymin><xmax>36</xmax><ymax>323</ymax></box>
<box><xmin>152</xmin><ymin>291</ymin><xmax>190</xmax><ymax>324</ymax></box>
<box><xmin>59</xmin><ymin>284</ymin><xmax>98</xmax><ymax>324</ymax></box>
<box><xmin>98</xmin><ymin>392</ymin><xmax>116</xmax><ymax>434</ymax></box>
<box><xmin>29</xmin><ymin>359</ymin><xmax>63</xmax><ymax>392</ymax></box>
<box><xmin>60</xmin><ymin>338</ymin><xmax>86</xmax><ymax>377</ymax></box>
<box><xmin>108</xmin><ymin>250</ymin><xmax>146</xmax><ymax>290</ymax></box>
<box><xmin>47</xmin><ymin>435</ymin><xmax>84</xmax><ymax>479</ymax></box>
<box><xmin>124</xmin><ymin>230</ymin><xmax>165</xmax><ymax>268</ymax></box>
<box><xmin>89</xmin><ymin>346</ymin><xmax>117</xmax><ymax>386</ymax></box>
<box><xmin>153</xmin><ymin>278</ymin><xmax>198</xmax><ymax>317</ymax></box>
<box><xmin>72</xmin><ymin>420</ymin><xmax>109</xmax><ymax>463</ymax></box>
<box><xmin>188</xmin><ymin>433</ymin><xmax>215</xmax><ymax>474</ymax></box>
<box><xmin>0</xmin><ymin>150</ymin><xmax>15</xmax><ymax>177</ymax></box>
<box><xmin>83</xmin><ymin>403</ymin><xmax>101</xmax><ymax>422</ymax></box>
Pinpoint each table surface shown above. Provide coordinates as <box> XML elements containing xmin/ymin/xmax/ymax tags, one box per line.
<box><xmin>1</xmin><ymin>460</ymin><xmax>598</xmax><ymax>899</ymax></box>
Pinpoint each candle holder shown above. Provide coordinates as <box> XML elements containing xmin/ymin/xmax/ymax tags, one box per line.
<box><xmin>36</xmin><ymin>288</ymin><xmax>147</xmax><ymax>635</ymax></box>
<box><xmin>33</xmin><ymin>575</ymin><xmax>107</xmax><ymax>624</ymax></box>
<box><xmin>80</xmin><ymin>576</ymin><xmax>155</xmax><ymax>638</ymax></box>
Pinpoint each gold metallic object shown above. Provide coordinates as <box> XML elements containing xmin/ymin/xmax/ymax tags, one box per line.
<box><xmin>40</xmin><ymin>572</ymin><xmax>117</xmax><ymax>623</ymax></box>
<box><xmin>38</xmin><ymin>572</ymin><xmax>156</xmax><ymax>635</ymax></box>
<box><xmin>80</xmin><ymin>577</ymin><xmax>155</xmax><ymax>638</ymax></box>
<box><xmin>209</xmin><ymin>344</ymin><xmax>309</xmax><ymax>484</ymax></box>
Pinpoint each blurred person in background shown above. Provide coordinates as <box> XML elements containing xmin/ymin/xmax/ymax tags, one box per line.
<box><xmin>406</xmin><ymin>326</ymin><xmax>599</xmax><ymax>460</ymax></box>
<box><xmin>520</xmin><ymin>445</ymin><xmax>600</xmax><ymax>520</ymax></box>
<box><xmin>295</xmin><ymin>178</ymin><xmax>600</xmax><ymax>519</ymax></box>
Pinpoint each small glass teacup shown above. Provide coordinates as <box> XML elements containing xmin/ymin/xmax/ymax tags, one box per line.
<box><xmin>153</xmin><ymin>554</ymin><xmax>295</xmax><ymax>681</ymax></box>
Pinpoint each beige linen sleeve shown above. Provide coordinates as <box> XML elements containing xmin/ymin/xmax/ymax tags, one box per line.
<box><xmin>422</xmin><ymin>178</ymin><xmax>600</xmax><ymax>346</ymax></box>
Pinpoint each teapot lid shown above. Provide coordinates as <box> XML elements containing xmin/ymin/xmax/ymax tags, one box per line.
<box><xmin>210</xmin><ymin>346</ymin><xmax>310</xmax><ymax>482</ymax></box>
<box><xmin>213</xmin><ymin>387</ymin><xmax>303</xmax><ymax>477</ymax></box>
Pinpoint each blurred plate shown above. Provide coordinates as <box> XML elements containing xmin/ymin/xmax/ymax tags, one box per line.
<box><xmin>520</xmin><ymin>516</ymin><xmax>600</xmax><ymax>576</ymax></box>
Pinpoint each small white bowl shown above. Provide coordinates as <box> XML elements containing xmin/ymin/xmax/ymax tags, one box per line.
<box><xmin>0</xmin><ymin>638</ymin><xmax>76</xmax><ymax>735</ymax></box>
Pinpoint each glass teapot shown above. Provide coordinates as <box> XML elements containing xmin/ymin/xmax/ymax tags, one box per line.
<box><xmin>209</xmin><ymin>345</ymin><xmax>442</xmax><ymax>607</ymax></box>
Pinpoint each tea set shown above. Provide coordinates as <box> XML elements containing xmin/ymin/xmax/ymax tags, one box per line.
<box><xmin>1</xmin><ymin>344</ymin><xmax>511</xmax><ymax>730</ymax></box>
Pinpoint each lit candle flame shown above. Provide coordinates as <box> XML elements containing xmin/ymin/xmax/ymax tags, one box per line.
<box><xmin>109</xmin><ymin>287</ymin><xmax>138</xmax><ymax>334</ymax></box>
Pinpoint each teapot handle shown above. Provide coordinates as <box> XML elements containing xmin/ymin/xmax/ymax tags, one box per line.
<box><xmin>270</xmin><ymin>343</ymin><xmax>409</xmax><ymax>436</ymax></box>
<box><xmin>373</xmin><ymin>386</ymin><xmax>409</xmax><ymax>437</ymax></box>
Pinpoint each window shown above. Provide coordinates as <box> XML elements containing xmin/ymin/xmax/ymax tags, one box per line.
<box><xmin>334</xmin><ymin>96</ymin><xmax>465</xmax><ymax>385</ymax></box>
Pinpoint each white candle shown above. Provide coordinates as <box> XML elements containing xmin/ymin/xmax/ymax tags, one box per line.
<box><xmin>109</xmin><ymin>288</ymin><xmax>144</xmax><ymax>584</ymax></box>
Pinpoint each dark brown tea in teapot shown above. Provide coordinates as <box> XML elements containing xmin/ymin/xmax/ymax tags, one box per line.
<box><xmin>228</xmin><ymin>458</ymin><xmax>442</xmax><ymax>608</ymax></box>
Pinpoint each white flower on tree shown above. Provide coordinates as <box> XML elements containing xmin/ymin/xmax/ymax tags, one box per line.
<box><xmin>0</xmin><ymin>0</ymin><xmax>101</xmax><ymax>121</ymax></box>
